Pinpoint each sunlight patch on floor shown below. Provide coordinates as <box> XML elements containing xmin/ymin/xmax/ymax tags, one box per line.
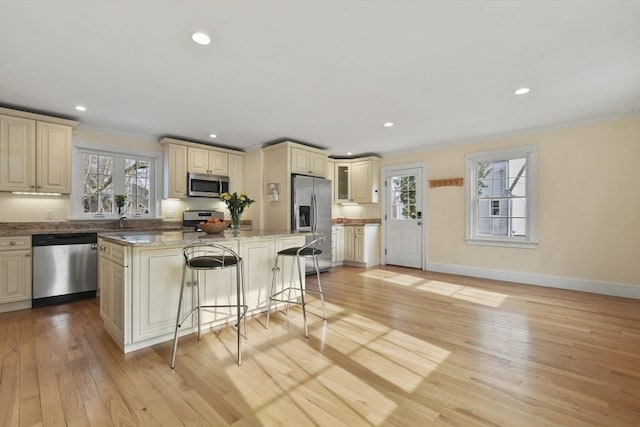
<box><xmin>360</xmin><ymin>270</ymin><xmax>425</xmax><ymax>287</ymax></box>
<box><xmin>335</xmin><ymin>314</ymin><xmax>450</xmax><ymax>393</ymax></box>
<box><xmin>417</xmin><ymin>280</ymin><xmax>507</xmax><ymax>307</ymax></box>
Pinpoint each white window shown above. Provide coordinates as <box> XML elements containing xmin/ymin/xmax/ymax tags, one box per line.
<box><xmin>71</xmin><ymin>144</ymin><xmax>160</xmax><ymax>219</ymax></box>
<box><xmin>466</xmin><ymin>145</ymin><xmax>537</xmax><ymax>247</ymax></box>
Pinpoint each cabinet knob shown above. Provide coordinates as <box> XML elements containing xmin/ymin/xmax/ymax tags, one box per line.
<box><xmin>25</xmin><ymin>253</ymin><xmax>31</xmax><ymax>258</ymax></box>
<box><xmin>9</xmin><ymin>241</ymin><xmax>16</xmax><ymax>245</ymax></box>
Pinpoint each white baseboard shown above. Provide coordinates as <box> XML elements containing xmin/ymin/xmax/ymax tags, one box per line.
<box><xmin>426</xmin><ymin>262</ymin><xmax>640</xmax><ymax>299</ymax></box>
<box><xmin>0</xmin><ymin>300</ymin><xmax>32</xmax><ymax>313</ymax></box>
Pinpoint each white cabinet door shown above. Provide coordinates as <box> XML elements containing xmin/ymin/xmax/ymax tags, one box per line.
<box><xmin>188</xmin><ymin>146</ymin><xmax>210</xmax><ymax>174</ymax></box>
<box><xmin>0</xmin><ymin>115</ymin><xmax>35</xmax><ymax>192</ymax></box>
<box><xmin>199</xmin><ymin>241</ymin><xmax>239</xmax><ymax>325</ymax></box>
<box><xmin>228</xmin><ymin>153</ymin><xmax>244</xmax><ymax>193</ymax></box>
<box><xmin>208</xmin><ymin>150</ymin><xmax>228</xmax><ymax>176</ymax></box>
<box><xmin>188</xmin><ymin>146</ymin><xmax>228</xmax><ymax>175</ymax></box>
<box><xmin>99</xmin><ymin>255</ymin><xmax>125</xmax><ymax>345</ymax></box>
<box><xmin>291</xmin><ymin>147</ymin><xmax>327</xmax><ymax>177</ymax></box>
<box><xmin>335</xmin><ymin>162</ymin><xmax>352</xmax><ymax>202</ymax></box>
<box><xmin>335</xmin><ymin>226</ymin><xmax>345</xmax><ymax>262</ymax></box>
<box><xmin>0</xmin><ymin>249</ymin><xmax>31</xmax><ymax>304</ymax></box>
<box><xmin>37</xmin><ymin>121</ymin><xmax>71</xmax><ymax>193</ymax></box>
<box><xmin>352</xmin><ymin>160</ymin><xmax>381</xmax><ymax>203</ymax></box>
<box><xmin>343</xmin><ymin>226</ymin><xmax>355</xmax><ymax>261</ymax></box>
<box><xmin>241</xmin><ymin>238</ymin><xmax>275</xmax><ymax>311</ymax></box>
<box><xmin>164</xmin><ymin>144</ymin><xmax>188</xmax><ymax>198</ymax></box>
<box><xmin>132</xmin><ymin>247</ymin><xmax>190</xmax><ymax>343</ymax></box>
<box><xmin>354</xmin><ymin>227</ymin><xmax>365</xmax><ymax>263</ymax></box>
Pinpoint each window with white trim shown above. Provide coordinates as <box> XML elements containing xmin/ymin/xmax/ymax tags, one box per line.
<box><xmin>72</xmin><ymin>145</ymin><xmax>158</xmax><ymax>219</ymax></box>
<box><xmin>466</xmin><ymin>145</ymin><xmax>537</xmax><ymax>247</ymax></box>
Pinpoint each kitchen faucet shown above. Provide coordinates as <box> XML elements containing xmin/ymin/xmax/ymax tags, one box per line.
<box><xmin>119</xmin><ymin>213</ymin><xmax>127</xmax><ymax>229</ymax></box>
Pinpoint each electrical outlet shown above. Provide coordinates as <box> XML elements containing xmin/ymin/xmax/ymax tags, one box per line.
<box><xmin>45</xmin><ymin>209</ymin><xmax>53</xmax><ymax>220</ymax></box>
<box><xmin>166</xmin><ymin>209</ymin><xmax>174</xmax><ymax>218</ymax></box>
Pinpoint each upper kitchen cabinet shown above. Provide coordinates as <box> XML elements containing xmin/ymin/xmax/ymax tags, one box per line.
<box><xmin>334</xmin><ymin>156</ymin><xmax>380</xmax><ymax>203</ymax></box>
<box><xmin>158</xmin><ymin>137</ymin><xmax>244</xmax><ymax>199</ymax></box>
<box><xmin>188</xmin><ymin>146</ymin><xmax>228</xmax><ymax>176</ymax></box>
<box><xmin>227</xmin><ymin>153</ymin><xmax>244</xmax><ymax>193</ymax></box>
<box><xmin>162</xmin><ymin>143</ymin><xmax>188</xmax><ymax>198</ymax></box>
<box><xmin>0</xmin><ymin>108</ymin><xmax>77</xmax><ymax>194</ymax></box>
<box><xmin>291</xmin><ymin>146</ymin><xmax>328</xmax><ymax>178</ymax></box>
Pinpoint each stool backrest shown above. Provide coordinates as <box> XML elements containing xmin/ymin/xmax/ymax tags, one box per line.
<box><xmin>183</xmin><ymin>243</ymin><xmax>241</xmax><ymax>270</ymax></box>
<box><xmin>298</xmin><ymin>235</ymin><xmax>325</xmax><ymax>256</ymax></box>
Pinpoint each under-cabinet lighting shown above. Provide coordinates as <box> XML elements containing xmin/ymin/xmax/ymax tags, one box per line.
<box><xmin>75</xmin><ymin>105</ymin><xmax>87</xmax><ymax>111</ymax></box>
<box><xmin>12</xmin><ymin>191</ymin><xmax>62</xmax><ymax>196</ymax></box>
<box><xmin>209</xmin><ymin>134</ymin><xmax>217</xmax><ymax>138</ymax></box>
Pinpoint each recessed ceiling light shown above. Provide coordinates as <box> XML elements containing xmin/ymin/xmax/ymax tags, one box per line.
<box><xmin>383</xmin><ymin>122</ymin><xmax>394</xmax><ymax>127</ymax></box>
<box><xmin>347</xmin><ymin>152</ymin><xmax>353</xmax><ymax>156</ymax></box>
<box><xmin>514</xmin><ymin>87</ymin><xmax>530</xmax><ymax>95</ymax></box>
<box><xmin>209</xmin><ymin>134</ymin><xmax>216</xmax><ymax>138</ymax></box>
<box><xmin>75</xmin><ymin>105</ymin><xmax>87</xmax><ymax>111</ymax></box>
<box><xmin>192</xmin><ymin>32</ymin><xmax>211</xmax><ymax>45</ymax></box>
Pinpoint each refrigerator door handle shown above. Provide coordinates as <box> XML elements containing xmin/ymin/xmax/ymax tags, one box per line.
<box><xmin>311</xmin><ymin>193</ymin><xmax>317</xmax><ymax>232</ymax></box>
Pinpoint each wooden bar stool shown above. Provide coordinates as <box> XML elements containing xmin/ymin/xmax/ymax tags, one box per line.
<box><xmin>171</xmin><ymin>243</ymin><xmax>248</xmax><ymax>367</ymax></box>
<box><xmin>266</xmin><ymin>236</ymin><xmax>327</xmax><ymax>338</ymax></box>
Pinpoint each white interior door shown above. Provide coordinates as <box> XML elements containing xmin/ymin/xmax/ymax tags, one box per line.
<box><xmin>385</xmin><ymin>167</ymin><xmax>424</xmax><ymax>268</ymax></box>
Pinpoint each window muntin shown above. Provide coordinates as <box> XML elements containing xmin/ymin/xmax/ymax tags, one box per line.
<box><xmin>467</xmin><ymin>146</ymin><xmax>537</xmax><ymax>246</ymax></box>
<box><xmin>74</xmin><ymin>146</ymin><xmax>156</xmax><ymax>219</ymax></box>
<box><xmin>391</xmin><ymin>175</ymin><xmax>417</xmax><ymax>219</ymax></box>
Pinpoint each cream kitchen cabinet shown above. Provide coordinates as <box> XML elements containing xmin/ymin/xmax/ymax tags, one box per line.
<box><xmin>291</xmin><ymin>146</ymin><xmax>328</xmax><ymax>178</ymax></box>
<box><xmin>188</xmin><ymin>146</ymin><xmax>228</xmax><ymax>176</ymax></box>
<box><xmin>332</xmin><ymin>225</ymin><xmax>345</xmax><ymax>264</ymax></box>
<box><xmin>0</xmin><ymin>109</ymin><xmax>76</xmax><ymax>194</ymax></box>
<box><xmin>334</xmin><ymin>157</ymin><xmax>380</xmax><ymax>203</ymax></box>
<box><xmin>162</xmin><ymin>143</ymin><xmax>188</xmax><ymax>198</ymax></box>
<box><xmin>343</xmin><ymin>225</ymin><xmax>380</xmax><ymax>267</ymax></box>
<box><xmin>0</xmin><ymin>236</ymin><xmax>32</xmax><ymax>313</ymax></box>
<box><xmin>228</xmin><ymin>153</ymin><xmax>244</xmax><ymax>193</ymax></box>
<box><xmin>159</xmin><ymin>138</ymin><xmax>244</xmax><ymax>198</ymax></box>
<box><xmin>98</xmin><ymin>238</ymin><xmax>129</xmax><ymax>347</ymax></box>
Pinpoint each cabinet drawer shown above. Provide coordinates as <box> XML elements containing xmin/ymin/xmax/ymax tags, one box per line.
<box><xmin>0</xmin><ymin>236</ymin><xmax>30</xmax><ymax>251</ymax></box>
<box><xmin>98</xmin><ymin>239</ymin><xmax>126</xmax><ymax>264</ymax></box>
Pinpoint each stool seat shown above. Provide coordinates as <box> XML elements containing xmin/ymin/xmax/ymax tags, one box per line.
<box><xmin>171</xmin><ymin>243</ymin><xmax>247</xmax><ymax>368</ymax></box>
<box><xmin>187</xmin><ymin>255</ymin><xmax>240</xmax><ymax>269</ymax></box>
<box><xmin>277</xmin><ymin>247</ymin><xmax>323</xmax><ymax>257</ymax></box>
<box><xmin>266</xmin><ymin>236</ymin><xmax>327</xmax><ymax>338</ymax></box>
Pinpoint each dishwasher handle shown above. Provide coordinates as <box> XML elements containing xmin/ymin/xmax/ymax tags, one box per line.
<box><xmin>32</xmin><ymin>233</ymin><xmax>98</xmax><ymax>246</ymax></box>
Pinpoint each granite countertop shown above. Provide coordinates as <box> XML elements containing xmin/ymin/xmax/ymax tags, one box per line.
<box><xmin>99</xmin><ymin>229</ymin><xmax>309</xmax><ymax>247</ymax></box>
<box><xmin>0</xmin><ymin>220</ymin><xmax>183</xmax><ymax>237</ymax></box>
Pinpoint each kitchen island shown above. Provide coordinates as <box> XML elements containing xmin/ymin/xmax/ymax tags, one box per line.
<box><xmin>97</xmin><ymin>229</ymin><xmax>306</xmax><ymax>353</ymax></box>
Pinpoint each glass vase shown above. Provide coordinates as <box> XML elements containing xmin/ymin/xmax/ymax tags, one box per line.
<box><xmin>231</xmin><ymin>214</ymin><xmax>241</xmax><ymax>235</ymax></box>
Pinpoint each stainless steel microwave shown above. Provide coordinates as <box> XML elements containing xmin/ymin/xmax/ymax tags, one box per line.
<box><xmin>187</xmin><ymin>172</ymin><xmax>230</xmax><ymax>198</ymax></box>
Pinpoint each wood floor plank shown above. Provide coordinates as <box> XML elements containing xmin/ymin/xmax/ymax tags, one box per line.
<box><xmin>0</xmin><ymin>265</ymin><xmax>638</xmax><ymax>426</ymax></box>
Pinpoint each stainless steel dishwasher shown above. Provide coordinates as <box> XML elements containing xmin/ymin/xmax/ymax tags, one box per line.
<box><xmin>32</xmin><ymin>233</ymin><xmax>98</xmax><ymax>307</ymax></box>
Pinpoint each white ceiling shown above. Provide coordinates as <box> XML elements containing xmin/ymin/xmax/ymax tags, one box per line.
<box><xmin>0</xmin><ymin>0</ymin><xmax>638</xmax><ymax>157</ymax></box>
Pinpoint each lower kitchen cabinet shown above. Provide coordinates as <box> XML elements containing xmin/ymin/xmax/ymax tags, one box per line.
<box><xmin>331</xmin><ymin>225</ymin><xmax>345</xmax><ymax>265</ymax></box>
<box><xmin>98</xmin><ymin>238</ymin><xmax>129</xmax><ymax>347</ymax></box>
<box><xmin>342</xmin><ymin>225</ymin><xmax>380</xmax><ymax>267</ymax></box>
<box><xmin>0</xmin><ymin>236</ymin><xmax>32</xmax><ymax>313</ymax></box>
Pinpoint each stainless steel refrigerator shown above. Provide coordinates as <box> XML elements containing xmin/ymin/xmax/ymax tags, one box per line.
<box><xmin>291</xmin><ymin>174</ymin><xmax>332</xmax><ymax>273</ymax></box>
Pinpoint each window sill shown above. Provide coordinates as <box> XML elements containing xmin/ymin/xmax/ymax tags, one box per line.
<box><xmin>465</xmin><ymin>237</ymin><xmax>538</xmax><ymax>249</ymax></box>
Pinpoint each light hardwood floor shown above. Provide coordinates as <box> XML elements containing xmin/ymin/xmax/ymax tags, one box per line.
<box><xmin>1</xmin><ymin>265</ymin><xmax>639</xmax><ymax>426</ymax></box>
